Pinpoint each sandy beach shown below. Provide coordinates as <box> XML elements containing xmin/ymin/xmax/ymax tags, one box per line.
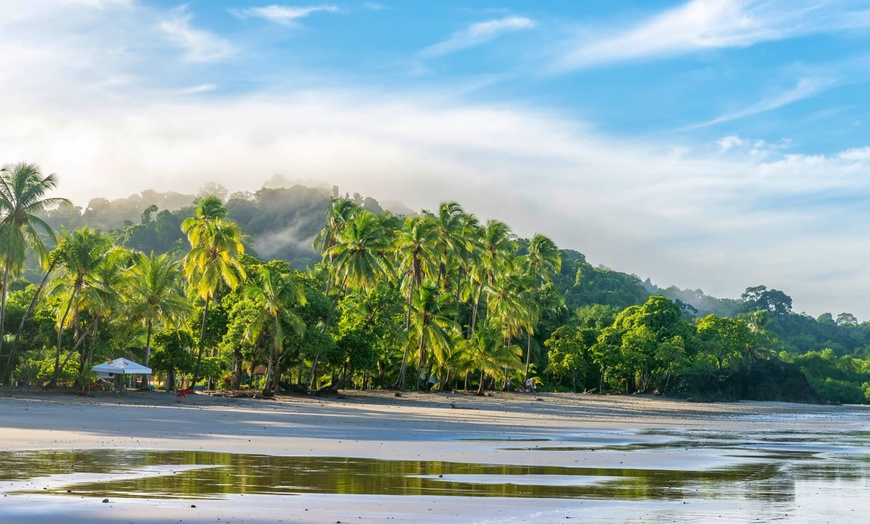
<box><xmin>1</xmin><ymin>388</ymin><xmax>868</xmax><ymax>523</ymax></box>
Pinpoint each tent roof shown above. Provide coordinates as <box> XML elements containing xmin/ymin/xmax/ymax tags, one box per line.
<box><xmin>91</xmin><ymin>358</ymin><xmax>152</xmax><ymax>375</ymax></box>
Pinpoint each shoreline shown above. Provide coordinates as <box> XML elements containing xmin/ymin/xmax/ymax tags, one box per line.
<box><xmin>1</xmin><ymin>389</ymin><xmax>868</xmax><ymax>523</ymax></box>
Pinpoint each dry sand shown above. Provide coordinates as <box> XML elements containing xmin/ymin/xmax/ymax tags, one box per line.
<box><xmin>0</xmin><ymin>388</ymin><xmax>867</xmax><ymax>523</ymax></box>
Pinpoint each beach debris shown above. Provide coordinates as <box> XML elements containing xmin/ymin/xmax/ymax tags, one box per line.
<box><xmin>102</xmin><ymin>498</ymin><xmax>109</xmax><ymax>503</ymax></box>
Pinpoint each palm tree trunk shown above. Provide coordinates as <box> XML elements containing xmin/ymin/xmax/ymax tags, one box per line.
<box><xmin>0</xmin><ymin>256</ymin><xmax>13</xmax><ymax>368</ymax></box>
<box><xmin>477</xmin><ymin>368</ymin><xmax>486</xmax><ymax>395</ymax></box>
<box><xmin>4</xmin><ymin>261</ymin><xmax>55</xmax><ymax>385</ymax></box>
<box><xmin>192</xmin><ymin>296</ymin><xmax>210</xmax><ymax>387</ymax></box>
<box><xmin>524</xmin><ymin>332</ymin><xmax>532</xmax><ymax>381</ymax></box>
<box><xmin>140</xmin><ymin>320</ymin><xmax>153</xmax><ymax>389</ymax></box>
<box><xmin>416</xmin><ymin>323</ymin><xmax>427</xmax><ymax>390</ymax></box>
<box><xmin>52</xmin><ymin>288</ymin><xmax>77</xmax><ymax>387</ymax></box>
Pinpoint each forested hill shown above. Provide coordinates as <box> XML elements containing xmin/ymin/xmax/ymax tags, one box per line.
<box><xmin>42</xmin><ymin>184</ymin><xmax>389</xmax><ymax>269</ymax></box>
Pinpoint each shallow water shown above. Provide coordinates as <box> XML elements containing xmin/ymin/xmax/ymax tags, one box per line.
<box><xmin>2</xmin><ymin>419</ymin><xmax>869</xmax><ymax>521</ymax></box>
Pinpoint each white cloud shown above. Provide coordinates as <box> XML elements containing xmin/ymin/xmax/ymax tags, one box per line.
<box><xmin>159</xmin><ymin>6</ymin><xmax>235</xmax><ymax>62</ymax></box>
<box><xmin>230</xmin><ymin>4</ymin><xmax>339</xmax><ymax>25</ymax></box>
<box><xmin>4</xmin><ymin>87</ymin><xmax>870</xmax><ymax>317</ymax></box>
<box><xmin>422</xmin><ymin>16</ymin><xmax>536</xmax><ymax>57</ymax></box>
<box><xmin>687</xmin><ymin>77</ymin><xmax>837</xmax><ymax>129</ymax></box>
<box><xmin>553</xmin><ymin>0</ymin><xmax>870</xmax><ymax>71</ymax></box>
<box><xmin>177</xmin><ymin>84</ymin><xmax>217</xmax><ymax>95</ymax></box>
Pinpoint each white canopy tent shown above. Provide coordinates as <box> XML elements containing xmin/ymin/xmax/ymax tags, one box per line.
<box><xmin>91</xmin><ymin>358</ymin><xmax>152</xmax><ymax>394</ymax></box>
<box><xmin>92</xmin><ymin>358</ymin><xmax>152</xmax><ymax>375</ymax></box>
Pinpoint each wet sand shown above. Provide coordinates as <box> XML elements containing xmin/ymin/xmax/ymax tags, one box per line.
<box><xmin>1</xmin><ymin>388</ymin><xmax>868</xmax><ymax>523</ymax></box>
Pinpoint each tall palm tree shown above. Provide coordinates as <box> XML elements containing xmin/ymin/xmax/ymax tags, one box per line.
<box><xmin>430</xmin><ymin>201</ymin><xmax>467</xmax><ymax>291</ymax></box>
<box><xmin>393</xmin><ymin>216</ymin><xmax>439</xmax><ymax>387</ymax></box>
<box><xmin>310</xmin><ymin>210</ymin><xmax>392</xmax><ymax>387</ymax></box>
<box><xmin>469</xmin><ymin>219</ymin><xmax>515</xmax><ymax>333</ymax></box>
<box><xmin>0</xmin><ymin>163</ymin><xmax>69</xmax><ymax>366</ymax></box>
<box><xmin>314</xmin><ymin>198</ymin><xmax>359</xmax><ymax>295</ymax></box>
<box><xmin>128</xmin><ymin>252</ymin><xmax>190</xmax><ymax>382</ymax></box>
<box><xmin>519</xmin><ymin>235</ymin><xmax>561</xmax><ymax>380</ymax></box>
<box><xmin>244</xmin><ymin>265</ymin><xmax>306</xmax><ymax>396</ymax></box>
<box><xmin>325</xmin><ymin>210</ymin><xmax>393</xmax><ymax>291</ymax></box>
<box><xmin>524</xmin><ymin>234</ymin><xmax>561</xmax><ymax>283</ymax></box>
<box><xmin>49</xmin><ymin>227</ymin><xmax>114</xmax><ymax>387</ymax></box>
<box><xmin>181</xmin><ymin>197</ymin><xmax>246</xmax><ymax>386</ymax></box>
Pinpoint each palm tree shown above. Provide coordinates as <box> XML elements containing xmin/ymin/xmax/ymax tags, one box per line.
<box><xmin>49</xmin><ymin>227</ymin><xmax>114</xmax><ymax>387</ymax></box>
<box><xmin>519</xmin><ymin>235</ymin><xmax>561</xmax><ymax>380</ymax></box>
<box><xmin>244</xmin><ymin>265</ymin><xmax>306</xmax><ymax>396</ymax></box>
<box><xmin>310</xmin><ymin>210</ymin><xmax>392</xmax><ymax>387</ymax></box>
<box><xmin>314</xmin><ymin>198</ymin><xmax>359</xmax><ymax>295</ymax></box>
<box><xmin>128</xmin><ymin>252</ymin><xmax>190</xmax><ymax>385</ymax></box>
<box><xmin>406</xmin><ymin>282</ymin><xmax>459</xmax><ymax>389</ymax></box>
<box><xmin>0</xmin><ymin>163</ymin><xmax>69</xmax><ymax>367</ymax></box>
<box><xmin>181</xmin><ymin>197</ymin><xmax>246</xmax><ymax>386</ymax></box>
<box><xmin>462</xmin><ymin>319</ymin><xmax>522</xmax><ymax>395</ymax></box>
<box><xmin>393</xmin><ymin>216</ymin><xmax>439</xmax><ymax>384</ymax></box>
<box><xmin>325</xmin><ymin>210</ymin><xmax>393</xmax><ymax>291</ymax></box>
<box><xmin>469</xmin><ymin>219</ymin><xmax>515</xmax><ymax>333</ymax></box>
<box><xmin>524</xmin><ymin>234</ymin><xmax>561</xmax><ymax>283</ymax></box>
<box><xmin>430</xmin><ymin>201</ymin><xmax>467</xmax><ymax>291</ymax></box>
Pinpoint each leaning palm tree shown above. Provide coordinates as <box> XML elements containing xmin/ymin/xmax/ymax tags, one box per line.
<box><xmin>128</xmin><ymin>252</ymin><xmax>191</xmax><ymax>382</ymax></box>
<box><xmin>181</xmin><ymin>197</ymin><xmax>246</xmax><ymax>386</ymax></box>
<box><xmin>0</xmin><ymin>163</ymin><xmax>69</xmax><ymax>371</ymax></box>
<box><xmin>244</xmin><ymin>265</ymin><xmax>306</xmax><ymax>396</ymax></box>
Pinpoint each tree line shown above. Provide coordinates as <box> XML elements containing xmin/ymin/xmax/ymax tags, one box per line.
<box><xmin>1</xmin><ymin>162</ymin><xmax>868</xmax><ymax>403</ymax></box>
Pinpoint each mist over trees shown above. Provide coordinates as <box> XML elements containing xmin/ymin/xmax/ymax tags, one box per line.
<box><xmin>1</xmin><ymin>168</ymin><xmax>869</xmax><ymax>404</ymax></box>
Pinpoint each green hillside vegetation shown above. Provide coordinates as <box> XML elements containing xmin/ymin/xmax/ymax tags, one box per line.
<box><xmin>1</xmin><ymin>162</ymin><xmax>868</xmax><ymax>403</ymax></box>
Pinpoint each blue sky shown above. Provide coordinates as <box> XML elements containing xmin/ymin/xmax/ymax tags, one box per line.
<box><xmin>2</xmin><ymin>0</ymin><xmax>870</xmax><ymax>318</ymax></box>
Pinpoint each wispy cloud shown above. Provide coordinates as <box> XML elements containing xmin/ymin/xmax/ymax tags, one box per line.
<box><xmin>159</xmin><ymin>6</ymin><xmax>235</xmax><ymax>62</ymax></box>
<box><xmin>177</xmin><ymin>83</ymin><xmax>217</xmax><ymax>95</ymax></box>
<box><xmin>230</xmin><ymin>4</ymin><xmax>339</xmax><ymax>25</ymax></box>
<box><xmin>553</xmin><ymin>0</ymin><xmax>870</xmax><ymax>71</ymax></box>
<box><xmin>422</xmin><ymin>16</ymin><xmax>536</xmax><ymax>58</ymax></box>
<box><xmin>685</xmin><ymin>77</ymin><xmax>837</xmax><ymax>129</ymax></box>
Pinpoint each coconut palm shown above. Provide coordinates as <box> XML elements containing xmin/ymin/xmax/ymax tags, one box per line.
<box><xmin>408</xmin><ymin>282</ymin><xmax>458</xmax><ymax>389</ymax></box>
<box><xmin>462</xmin><ymin>319</ymin><xmax>522</xmax><ymax>395</ymax></box>
<box><xmin>314</xmin><ymin>198</ymin><xmax>360</xmax><ymax>295</ymax></box>
<box><xmin>325</xmin><ymin>210</ymin><xmax>393</xmax><ymax>291</ymax></box>
<box><xmin>524</xmin><ymin>234</ymin><xmax>561</xmax><ymax>283</ymax></box>
<box><xmin>128</xmin><ymin>252</ymin><xmax>190</xmax><ymax>383</ymax></box>
<box><xmin>429</xmin><ymin>201</ymin><xmax>467</xmax><ymax>291</ymax></box>
<box><xmin>0</xmin><ymin>163</ymin><xmax>69</xmax><ymax>366</ymax></box>
<box><xmin>244</xmin><ymin>265</ymin><xmax>306</xmax><ymax>396</ymax></box>
<box><xmin>309</xmin><ymin>209</ymin><xmax>392</xmax><ymax>387</ymax></box>
<box><xmin>181</xmin><ymin>197</ymin><xmax>246</xmax><ymax>386</ymax></box>
<box><xmin>49</xmin><ymin>227</ymin><xmax>115</xmax><ymax>387</ymax></box>
<box><xmin>469</xmin><ymin>219</ymin><xmax>516</xmax><ymax>333</ymax></box>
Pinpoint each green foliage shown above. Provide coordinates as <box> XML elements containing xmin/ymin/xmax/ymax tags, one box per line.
<box><xmin>781</xmin><ymin>349</ymin><xmax>870</xmax><ymax>403</ymax></box>
<box><xmin>150</xmin><ymin>330</ymin><xmax>196</xmax><ymax>375</ymax></box>
<box><xmin>558</xmin><ymin>258</ymin><xmax>649</xmax><ymax>311</ymax></box>
<box><xmin>7</xmin><ymin>177</ymin><xmax>870</xmax><ymax>403</ymax></box>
